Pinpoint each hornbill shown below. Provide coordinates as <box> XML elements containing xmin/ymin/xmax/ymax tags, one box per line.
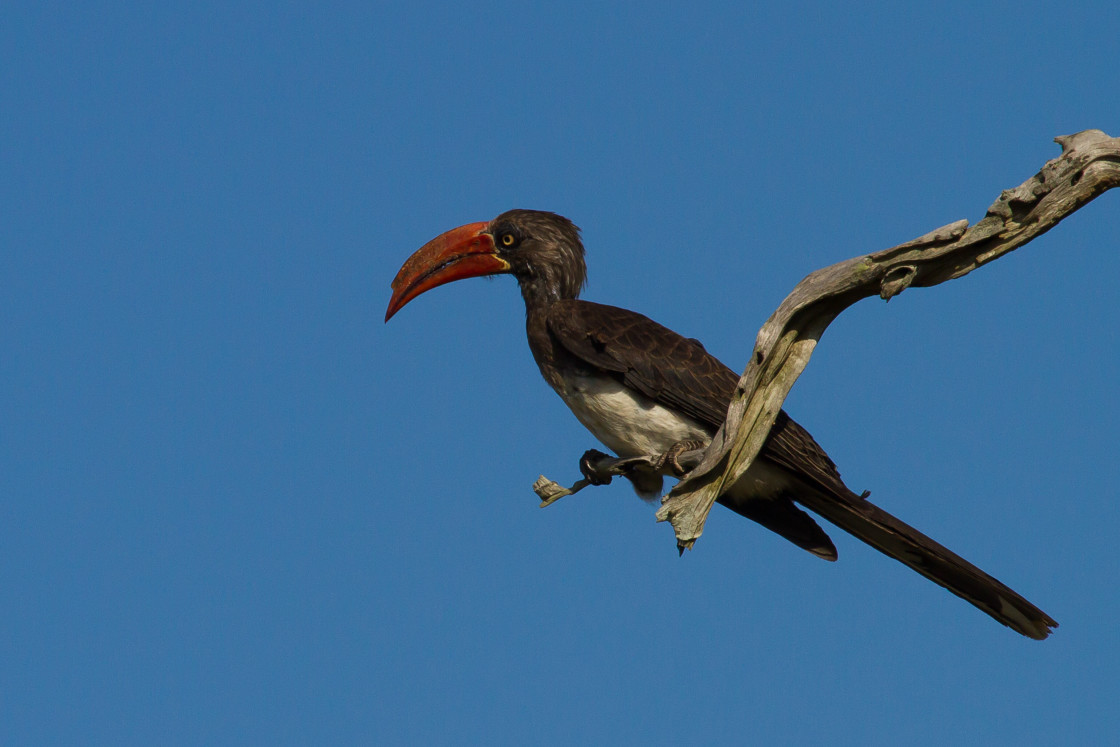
<box><xmin>385</xmin><ymin>209</ymin><xmax>1057</xmax><ymax>639</ymax></box>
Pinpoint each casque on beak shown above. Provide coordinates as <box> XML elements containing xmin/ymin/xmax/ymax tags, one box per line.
<box><xmin>384</xmin><ymin>221</ymin><xmax>510</xmax><ymax>322</ymax></box>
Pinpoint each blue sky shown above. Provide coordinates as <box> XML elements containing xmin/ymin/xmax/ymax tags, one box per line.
<box><xmin>3</xmin><ymin>1</ymin><xmax>1118</xmax><ymax>744</ymax></box>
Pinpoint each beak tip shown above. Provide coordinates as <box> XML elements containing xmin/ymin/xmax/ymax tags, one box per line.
<box><xmin>383</xmin><ymin>220</ymin><xmax>494</xmax><ymax>325</ymax></box>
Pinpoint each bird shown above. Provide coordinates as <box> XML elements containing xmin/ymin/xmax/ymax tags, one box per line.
<box><xmin>385</xmin><ymin>209</ymin><xmax>1057</xmax><ymax>639</ymax></box>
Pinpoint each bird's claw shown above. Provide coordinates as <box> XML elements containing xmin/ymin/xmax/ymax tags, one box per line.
<box><xmin>579</xmin><ymin>449</ymin><xmax>615</xmax><ymax>485</ymax></box>
<box><xmin>535</xmin><ymin>446</ymin><xmax>702</xmax><ymax>509</ymax></box>
<box><xmin>653</xmin><ymin>440</ymin><xmax>706</xmax><ymax>476</ymax></box>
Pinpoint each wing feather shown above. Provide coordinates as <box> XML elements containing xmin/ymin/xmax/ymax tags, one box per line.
<box><xmin>547</xmin><ymin>299</ymin><xmax>852</xmax><ymax>497</ymax></box>
<box><xmin>544</xmin><ymin>300</ymin><xmax>1056</xmax><ymax>637</ymax></box>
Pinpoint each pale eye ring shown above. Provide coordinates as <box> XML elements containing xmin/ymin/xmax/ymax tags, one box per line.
<box><xmin>500</xmin><ymin>233</ymin><xmax>516</xmax><ymax>247</ymax></box>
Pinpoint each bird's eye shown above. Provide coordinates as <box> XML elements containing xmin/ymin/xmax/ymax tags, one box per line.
<box><xmin>500</xmin><ymin>233</ymin><xmax>516</xmax><ymax>247</ymax></box>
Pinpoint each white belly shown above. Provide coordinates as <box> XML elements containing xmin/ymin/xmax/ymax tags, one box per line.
<box><xmin>554</xmin><ymin>374</ymin><xmax>712</xmax><ymax>457</ymax></box>
<box><xmin>554</xmin><ymin>373</ymin><xmax>796</xmax><ymax>500</ymax></box>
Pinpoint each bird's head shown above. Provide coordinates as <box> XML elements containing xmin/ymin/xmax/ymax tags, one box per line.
<box><xmin>385</xmin><ymin>209</ymin><xmax>587</xmax><ymax>321</ymax></box>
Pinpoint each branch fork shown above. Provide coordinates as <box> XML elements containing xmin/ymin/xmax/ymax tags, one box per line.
<box><xmin>533</xmin><ymin>130</ymin><xmax>1120</xmax><ymax>553</ymax></box>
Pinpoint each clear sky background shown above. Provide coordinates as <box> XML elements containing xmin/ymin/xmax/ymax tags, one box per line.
<box><xmin>3</xmin><ymin>2</ymin><xmax>1118</xmax><ymax>744</ymax></box>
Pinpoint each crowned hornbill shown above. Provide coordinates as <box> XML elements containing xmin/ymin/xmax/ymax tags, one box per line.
<box><xmin>385</xmin><ymin>209</ymin><xmax>1056</xmax><ymax>639</ymax></box>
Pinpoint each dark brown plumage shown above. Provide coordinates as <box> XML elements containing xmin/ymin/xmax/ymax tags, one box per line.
<box><xmin>386</xmin><ymin>208</ymin><xmax>1057</xmax><ymax>639</ymax></box>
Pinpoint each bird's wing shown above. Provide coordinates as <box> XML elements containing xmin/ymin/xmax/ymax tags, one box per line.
<box><xmin>765</xmin><ymin>410</ymin><xmax>856</xmax><ymax>499</ymax></box>
<box><xmin>547</xmin><ymin>299</ymin><xmax>853</xmax><ymax>497</ymax></box>
<box><xmin>547</xmin><ymin>299</ymin><xmax>1057</xmax><ymax>638</ymax></box>
<box><xmin>547</xmin><ymin>298</ymin><xmax>842</xmax><ymax>559</ymax></box>
<box><xmin>546</xmin><ymin>299</ymin><xmax>740</xmax><ymax>429</ymax></box>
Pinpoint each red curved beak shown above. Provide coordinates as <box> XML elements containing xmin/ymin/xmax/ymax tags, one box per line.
<box><xmin>384</xmin><ymin>221</ymin><xmax>510</xmax><ymax>322</ymax></box>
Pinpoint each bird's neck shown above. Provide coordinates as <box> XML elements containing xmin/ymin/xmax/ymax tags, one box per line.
<box><xmin>523</xmin><ymin>293</ymin><xmax>564</xmax><ymax>391</ymax></box>
<box><xmin>517</xmin><ymin>273</ymin><xmax>566</xmax><ymax>313</ymax></box>
<box><xmin>516</xmin><ymin>266</ymin><xmax>586</xmax><ymax>391</ymax></box>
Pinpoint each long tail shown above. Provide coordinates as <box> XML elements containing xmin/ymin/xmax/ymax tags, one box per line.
<box><xmin>793</xmin><ymin>489</ymin><xmax>1057</xmax><ymax>639</ymax></box>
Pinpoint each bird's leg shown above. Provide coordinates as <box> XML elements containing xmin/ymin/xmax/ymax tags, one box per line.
<box><xmin>651</xmin><ymin>440</ymin><xmax>707</xmax><ymax>476</ymax></box>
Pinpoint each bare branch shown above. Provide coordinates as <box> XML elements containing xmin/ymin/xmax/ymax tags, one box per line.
<box><xmin>530</xmin><ymin>130</ymin><xmax>1117</xmax><ymax>553</ymax></box>
<box><xmin>652</xmin><ymin>129</ymin><xmax>1120</xmax><ymax>552</ymax></box>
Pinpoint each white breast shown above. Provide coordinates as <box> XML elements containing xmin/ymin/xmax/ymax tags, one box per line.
<box><xmin>553</xmin><ymin>374</ymin><xmax>712</xmax><ymax>458</ymax></box>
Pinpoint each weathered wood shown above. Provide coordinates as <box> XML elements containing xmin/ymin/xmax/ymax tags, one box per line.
<box><xmin>533</xmin><ymin>129</ymin><xmax>1118</xmax><ymax>554</ymax></box>
<box><xmin>655</xmin><ymin>129</ymin><xmax>1120</xmax><ymax>551</ymax></box>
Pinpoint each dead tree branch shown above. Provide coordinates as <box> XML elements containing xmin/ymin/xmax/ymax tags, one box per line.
<box><xmin>536</xmin><ymin>129</ymin><xmax>1119</xmax><ymax>553</ymax></box>
<box><xmin>658</xmin><ymin>129</ymin><xmax>1120</xmax><ymax>551</ymax></box>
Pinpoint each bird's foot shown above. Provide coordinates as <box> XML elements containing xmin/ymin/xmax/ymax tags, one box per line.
<box><xmin>652</xmin><ymin>440</ymin><xmax>706</xmax><ymax>476</ymax></box>
<box><xmin>534</xmin><ymin>449</ymin><xmax>680</xmax><ymax>508</ymax></box>
<box><xmin>533</xmin><ymin>450</ymin><xmax>619</xmax><ymax>508</ymax></box>
<box><xmin>579</xmin><ymin>449</ymin><xmax>616</xmax><ymax>486</ymax></box>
